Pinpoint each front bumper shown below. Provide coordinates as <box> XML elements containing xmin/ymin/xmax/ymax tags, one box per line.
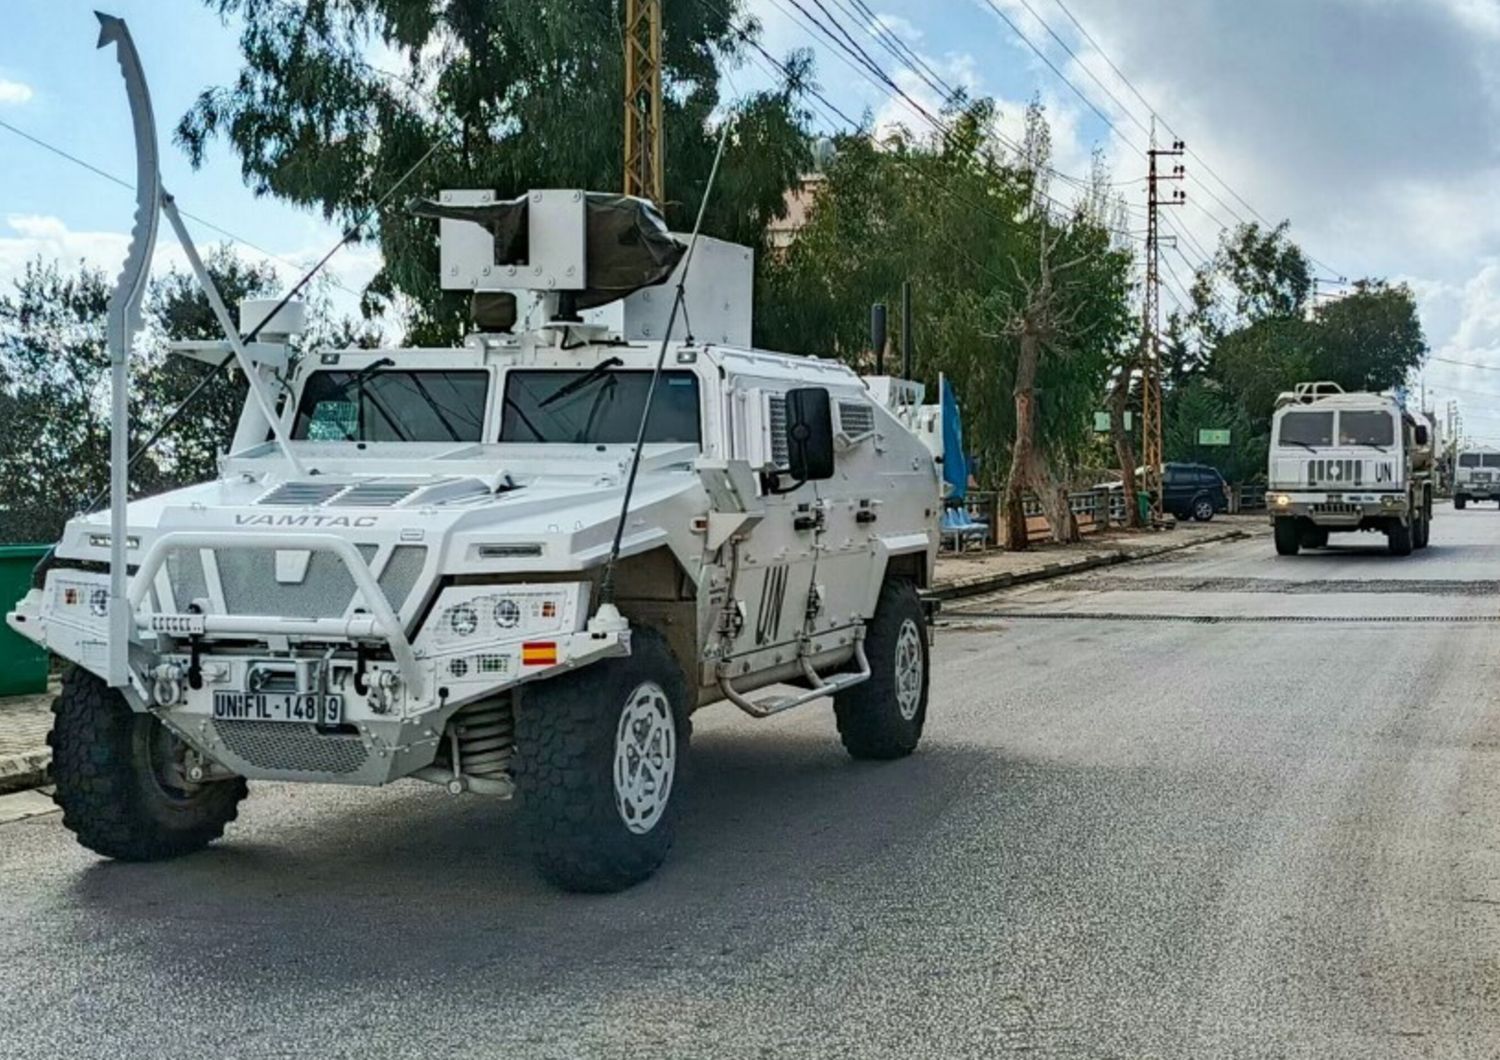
<box><xmin>6</xmin><ymin>531</ymin><xmax>628</xmax><ymax>786</ymax></box>
<box><xmin>1265</xmin><ymin>491</ymin><xmax>1408</xmax><ymax>526</ymax></box>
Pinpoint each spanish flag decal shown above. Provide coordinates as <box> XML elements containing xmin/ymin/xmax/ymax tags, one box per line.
<box><xmin>521</xmin><ymin>641</ymin><xmax>558</xmax><ymax>666</ymax></box>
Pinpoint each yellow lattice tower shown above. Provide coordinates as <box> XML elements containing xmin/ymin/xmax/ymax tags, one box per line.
<box><xmin>623</xmin><ymin>0</ymin><xmax>664</xmax><ymax>205</ymax></box>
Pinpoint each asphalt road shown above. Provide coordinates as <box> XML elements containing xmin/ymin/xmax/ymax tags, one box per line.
<box><xmin>3</xmin><ymin>506</ymin><xmax>1499</xmax><ymax>1058</ymax></box>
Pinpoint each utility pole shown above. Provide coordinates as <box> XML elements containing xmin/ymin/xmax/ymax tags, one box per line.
<box><xmin>623</xmin><ymin>0</ymin><xmax>664</xmax><ymax>205</ymax></box>
<box><xmin>1140</xmin><ymin>132</ymin><xmax>1185</xmax><ymax>521</ymax></box>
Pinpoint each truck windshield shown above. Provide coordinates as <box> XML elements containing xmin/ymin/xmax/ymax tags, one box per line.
<box><xmin>1338</xmin><ymin>410</ymin><xmax>1394</xmax><ymax>448</ymax></box>
<box><xmin>1460</xmin><ymin>453</ymin><xmax>1481</xmax><ymax>467</ymax></box>
<box><xmin>292</xmin><ymin>369</ymin><xmax>489</xmax><ymax>442</ymax></box>
<box><xmin>1278</xmin><ymin>411</ymin><xmax>1333</xmax><ymax>448</ymax></box>
<box><xmin>499</xmin><ymin>370</ymin><xmax>701</xmax><ymax>445</ymax></box>
<box><xmin>1484</xmin><ymin>455</ymin><xmax>1500</xmax><ymax>469</ymax></box>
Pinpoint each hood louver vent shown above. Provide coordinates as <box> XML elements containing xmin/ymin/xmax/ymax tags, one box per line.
<box><xmin>258</xmin><ymin>482</ymin><xmax>345</xmax><ymax>506</ymax></box>
<box><xmin>328</xmin><ymin>481</ymin><xmax>422</xmax><ymax>507</ymax></box>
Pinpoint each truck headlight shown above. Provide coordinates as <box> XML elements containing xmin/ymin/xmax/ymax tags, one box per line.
<box><xmin>1381</xmin><ymin>494</ymin><xmax>1402</xmax><ymax>507</ymax></box>
<box><xmin>493</xmin><ymin>598</ymin><xmax>521</xmax><ymax>628</ymax></box>
<box><xmin>1273</xmin><ymin>494</ymin><xmax>1291</xmax><ymax>508</ymax></box>
<box><xmin>448</xmin><ymin>604</ymin><xmax>479</xmax><ymax>637</ymax></box>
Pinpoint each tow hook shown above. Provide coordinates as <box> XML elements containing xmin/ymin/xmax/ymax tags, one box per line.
<box><xmin>151</xmin><ymin>663</ymin><xmax>185</xmax><ymax>706</ymax></box>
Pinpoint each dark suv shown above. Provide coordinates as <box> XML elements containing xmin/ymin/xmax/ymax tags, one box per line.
<box><xmin>1162</xmin><ymin>462</ymin><xmax>1230</xmax><ymax>522</ymax></box>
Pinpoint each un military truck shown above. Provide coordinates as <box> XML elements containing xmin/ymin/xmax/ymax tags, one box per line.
<box><xmin>1453</xmin><ymin>446</ymin><xmax>1500</xmax><ymax>509</ymax></box>
<box><xmin>1267</xmin><ymin>382</ymin><xmax>1433</xmax><ymax>556</ymax></box>
<box><xmin>6</xmin><ymin>190</ymin><xmax>942</xmax><ymax>892</ymax></box>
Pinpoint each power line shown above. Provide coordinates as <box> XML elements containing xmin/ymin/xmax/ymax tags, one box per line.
<box><xmin>1045</xmin><ymin>0</ymin><xmax>1344</xmax><ymax>279</ymax></box>
<box><xmin>726</xmin><ymin>0</ymin><xmax>1141</xmax><ymax>232</ymax></box>
<box><xmin>0</xmin><ymin>116</ymin><xmax>364</xmax><ymax>298</ymax></box>
<box><xmin>976</xmin><ymin>0</ymin><xmax>1144</xmax><ymax>154</ymax></box>
<box><xmin>1430</xmin><ymin>356</ymin><xmax>1500</xmax><ymax>374</ymax></box>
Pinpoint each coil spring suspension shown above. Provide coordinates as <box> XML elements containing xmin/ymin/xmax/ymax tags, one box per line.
<box><xmin>445</xmin><ymin>697</ymin><xmax>514</xmax><ymax>782</ymax></box>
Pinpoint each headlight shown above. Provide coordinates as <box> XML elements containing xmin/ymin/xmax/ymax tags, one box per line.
<box><xmin>1274</xmin><ymin>494</ymin><xmax>1291</xmax><ymax>507</ymax></box>
<box><xmin>448</xmin><ymin>604</ymin><xmax>479</xmax><ymax>637</ymax></box>
<box><xmin>1381</xmin><ymin>494</ymin><xmax>1402</xmax><ymax>507</ymax></box>
<box><xmin>493</xmin><ymin>598</ymin><xmax>520</xmax><ymax>629</ymax></box>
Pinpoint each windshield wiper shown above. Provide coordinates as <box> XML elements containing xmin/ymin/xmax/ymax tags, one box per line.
<box><xmin>1282</xmin><ymin>440</ymin><xmax>1318</xmax><ymax>453</ymax></box>
<box><xmin>1351</xmin><ymin>441</ymin><xmax>1388</xmax><ymax>453</ymax></box>
<box><xmin>539</xmin><ymin>357</ymin><xmax>624</xmax><ymax>408</ymax></box>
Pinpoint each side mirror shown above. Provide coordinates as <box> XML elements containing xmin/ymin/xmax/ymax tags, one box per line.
<box><xmin>1414</xmin><ymin>424</ymin><xmax>1430</xmax><ymax>446</ymax></box>
<box><xmin>785</xmin><ymin>387</ymin><xmax>835</xmax><ymax>482</ymax></box>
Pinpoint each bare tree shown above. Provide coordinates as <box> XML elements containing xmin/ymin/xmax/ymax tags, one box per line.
<box><xmin>997</xmin><ymin>226</ymin><xmax>1094</xmax><ymax>549</ymax></box>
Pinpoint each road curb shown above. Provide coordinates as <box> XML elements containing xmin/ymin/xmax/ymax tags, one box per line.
<box><xmin>932</xmin><ymin>528</ymin><xmax>1250</xmax><ymax>602</ymax></box>
<box><xmin>0</xmin><ymin>750</ymin><xmax>50</xmax><ymax>796</ymax></box>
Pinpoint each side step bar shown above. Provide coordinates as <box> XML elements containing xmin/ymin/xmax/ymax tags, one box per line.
<box><xmin>719</xmin><ymin>636</ymin><xmax>871</xmax><ymax>718</ymax></box>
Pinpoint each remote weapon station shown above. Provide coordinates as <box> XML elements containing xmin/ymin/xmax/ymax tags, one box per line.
<box><xmin>6</xmin><ymin>16</ymin><xmax>943</xmax><ymax>891</ymax></box>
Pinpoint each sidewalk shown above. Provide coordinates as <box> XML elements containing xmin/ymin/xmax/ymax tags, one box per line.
<box><xmin>0</xmin><ymin>516</ymin><xmax>1261</xmax><ymax>794</ymax></box>
<box><xmin>931</xmin><ymin>514</ymin><xmax>1263</xmax><ymax>600</ymax></box>
<box><xmin>0</xmin><ymin>683</ymin><xmax>53</xmax><ymax>795</ymax></box>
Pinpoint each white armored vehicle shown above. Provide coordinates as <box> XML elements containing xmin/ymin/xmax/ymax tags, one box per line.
<box><xmin>1266</xmin><ymin>382</ymin><xmax>1434</xmax><ymax>556</ymax></box>
<box><xmin>5</xmin><ymin>15</ymin><xmax>941</xmax><ymax>892</ymax></box>
<box><xmin>1452</xmin><ymin>446</ymin><xmax>1500</xmax><ymax>509</ymax></box>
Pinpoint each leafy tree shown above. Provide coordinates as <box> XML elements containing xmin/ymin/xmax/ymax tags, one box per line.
<box><xmin>1310</xmin><ymin>279</ymin><xmax>1426</xmax><ymax>393</ymax></box>
<box><xmin>178</xmin><ymin>0</ymin><xmax>812</xmax><ymax>342</ymax></box>
<box><xmin>0</xmin><ymin>250</ymin><xmax>358</xmax><ymax>543</ymax></box>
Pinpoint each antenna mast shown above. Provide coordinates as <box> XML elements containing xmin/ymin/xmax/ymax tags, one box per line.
<box><xmin>624</xmin><ymin>0</ymin><xmax>664</xmax><ymax>205</ymax></box>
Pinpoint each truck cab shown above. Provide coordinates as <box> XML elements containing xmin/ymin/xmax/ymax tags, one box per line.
<box><xmin>1453</xmin><ymin>446</ymin><xmax>1500</xmax><ymax>509</ymax></box>
<box><xmin>1266</xmin><ymin>382</ymin><xmax>1433</xmax><ymax>556</ymax></box>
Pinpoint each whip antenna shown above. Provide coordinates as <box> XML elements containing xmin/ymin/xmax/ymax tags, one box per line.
<box><xmin>593</xmin><ymin>120</ymin><xmax>732</xmax><ymax>626</ymax></box>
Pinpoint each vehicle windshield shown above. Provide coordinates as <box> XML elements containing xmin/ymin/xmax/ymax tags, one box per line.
<box><xmin>292</xmin><ymin>369</ymin><xmax>489</xmax><ymax>442</ymax></box>
<box><xmin>1278</xmin><ymin>410</ymin><xmax>1333</xmax><ymax>448</ymax></box>
<box><xmin>1337</xmin><ymin>410</ymin><xmax>1395</xmax><ymax>448</ymax></box>
<box><xmin>499</xmin><ymin>369</ymin><xmax>701</xmax><ymax>445</ymax></box>
<box><xmin>1483</xmin><ymin>454</ymin><xmax>1500</xmax><ymax>469</ymax></box>
<box><xmin>1460</xmin><ymin>453</ymin><xmax>1481</xmax><ymax>467</ymax></box>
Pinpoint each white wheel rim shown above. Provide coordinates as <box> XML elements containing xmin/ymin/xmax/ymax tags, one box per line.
<box><xmin>613</xmin><ymin>681</ymin><xmax>676</xmax><ymax>835</ymax></box>
<box><xmin>894</xmin><ymin>619</ymin><xmax>924</xmax><ymax>721</ymax></box>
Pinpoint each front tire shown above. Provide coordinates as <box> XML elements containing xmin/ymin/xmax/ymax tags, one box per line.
<box><xmin>513</xmin><ymin>628</ymin><xmax>690</xmax><ymax>893</ymax></box>
<box><xmin>1388</xmin><ymin>519</ymin><xmax>1414</xmax><ymax>556</ymax></box>
<box><xmin>834</xmin><ymin>579</ymin><xmax>929</xmax><ymax>760</ymax></box>
<box><xmin>1191</xmin><ymin>496</ymin><xmax>1215</xmax><ymax>522</ymax></box>
<box><xmin>1274</xmin><ymin>518</ymin><xmax>1301</xmax><ymax>556</ymax></box>
<box><xmin>1456</xmin><ymin>495</ymin><xmax>1467</xmax><ymax>510</ymax></box>
<box><xmin>48</xmin><ymin>667</ymin><xmax>247</xmax><ymax>861</ymax></box>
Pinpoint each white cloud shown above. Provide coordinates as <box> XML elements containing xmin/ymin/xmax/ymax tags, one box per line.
<box><xmin>0</xmin><ymin>78</ymin><xmax>33</xmax><ymax>105</ymax></box>
<box><xmin>0</xmin><ymin>214</ymin><xmax>384</xmax><ymax>330</ymax></box>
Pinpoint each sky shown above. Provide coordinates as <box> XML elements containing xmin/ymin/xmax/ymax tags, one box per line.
<box><xmin>2</xmin><ymin>0</ymin><xmax>1500</xmax><ymax>440</ymax></box>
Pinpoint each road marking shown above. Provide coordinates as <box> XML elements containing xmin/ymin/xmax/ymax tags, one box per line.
<box><xmin>0</xmin><ymin>788</ymin><xmax>58</xmax><ymax>825</ymax></box>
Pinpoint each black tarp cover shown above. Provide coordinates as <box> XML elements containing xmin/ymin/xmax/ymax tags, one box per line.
<box><xmin>412</xmin><ymin>192</ymin><xmax>686</xmax><ymax>309</ymax></box>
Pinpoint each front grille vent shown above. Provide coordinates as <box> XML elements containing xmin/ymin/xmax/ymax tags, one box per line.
<box><xmin>214</xmin><ymin>722</ymin><xmax>369</xmax><ymax>775</ymax></box>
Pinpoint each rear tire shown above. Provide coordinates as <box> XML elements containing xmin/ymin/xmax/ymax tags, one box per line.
<box><xmin>834</xmin><ymin>579</ymin><xmax>929</xmax><ymax>760</ymax></box>
<box><xmin>1388</xmin><ymin>519</ymin><xmax>1414</xmax><ymax>556</ymax></box>
<box><xmin>48</xmin><ymin>667</ymin><xmax>247</xmax><ymax>861</ymax></box>
<box><xmin>1456</xmin><ymin>495</ymin><xmax>1467</xmax><ymax>510</ymax></box>
<box><xmin>1274</xmin><ymin>518</ymin><xmax>1301</xmax><ymax>556</ymax></box>
<box><xmin>512</xmin><ymin>628</ymin><xmax>690</xmax><ymax>893</ymax></box>
<box><xmin>1415</xmin><ymin>504</ymin><xmax>1431</xmax><ymax>549</ymax></box>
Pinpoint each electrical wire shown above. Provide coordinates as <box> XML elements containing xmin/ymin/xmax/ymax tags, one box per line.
<box><xmin>0</xmin><ymin>116</ymin><xmax>364</xmax><ymax>298</ymax></box>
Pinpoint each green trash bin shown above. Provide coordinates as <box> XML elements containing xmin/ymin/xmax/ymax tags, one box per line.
<box><xmin>0</xmin><ymin>545</ymin><xmax>50</xmax><ymax>696</ymax></box>
<box><xmin>1136</xmin><ymin>490</ymin><xmax>1151</xmax><ymax>525</ymax></box>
